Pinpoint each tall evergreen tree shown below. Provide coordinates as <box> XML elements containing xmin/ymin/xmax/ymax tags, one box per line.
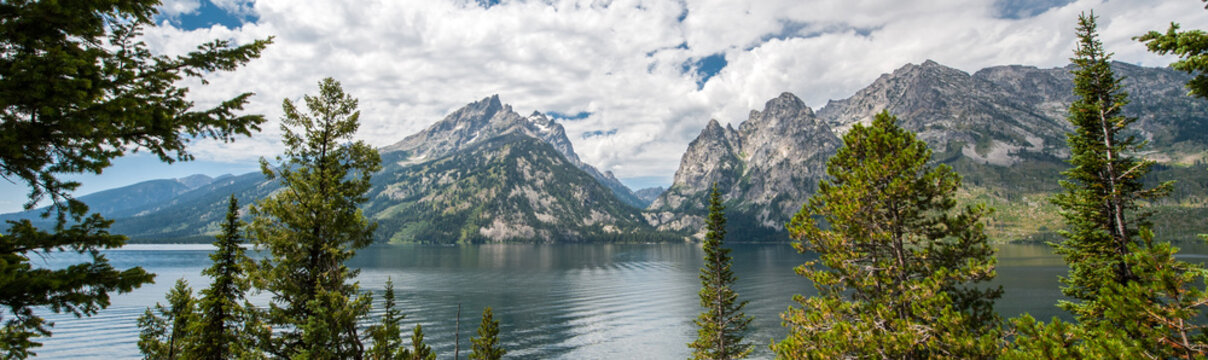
<box><xmin>469</xmin><ymin>307</ymin><xmax>505</xmax><ymax>360</ymax></box>
<box><xmin>137</xmin><ymin>279</ymin><xmax>198</xmax><ymax>360</ymax></box>
<box><xmin>190</xmin><ymin>195</ymin><xmax>256</xmax><ymax>359</ymax></box>
<box><xmin>1007</xmin><ymin>13</ymin><xmax>1208</xmax><ymax>358</ymax></box>
<box><xmin>688</xmin><ymin>184</ymin><xmax>752</xmax><ymax>360</ymax></box>
<box><xmin>366</xmin><ymin>278</ymin><xmax>406</xmax><ymax>360</ymax></box>
<box><xmin>0</xmin><ymin>1</ymin><xmax>269</xmax><ymax>356</ymax></box>
<box><xmin>250</xmin><ymin>78</ymin><xmax>381</xmax><ymax>359</ymax></box>
<box><xmin>1051</xmin><ymin>11</ymin><xmax>1173</xmax><ymax>322</ymax></box>
<box><xmin>774</xmin><ymin>111</ymin><xmax>1001</xmax><ymax>359</ymax></box>
<box><xmin>400</xmin><ymin>324</ymin><xmax>436</xmax><ymax>360</ymax></box>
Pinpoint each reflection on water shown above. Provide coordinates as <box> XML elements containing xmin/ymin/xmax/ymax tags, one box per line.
<box><xmin>29</xmin><ymin>242</ymin><xmax>1206</xmax><ymax>359</ymax></box>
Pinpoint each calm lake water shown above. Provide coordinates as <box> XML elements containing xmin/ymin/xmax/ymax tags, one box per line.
<box><xmin>27</xmin><ymin>242</ymin><xmax>1208</xmax><ymax>359</ymax></box>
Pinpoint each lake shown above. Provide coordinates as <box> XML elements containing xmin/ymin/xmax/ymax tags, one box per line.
<box><xmin>27</xmin><ymin>242</ymin><xmax>1208</xmax><ymax>359</ymax></box>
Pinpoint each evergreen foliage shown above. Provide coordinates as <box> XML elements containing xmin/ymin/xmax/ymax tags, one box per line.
<box><xmin>1138</xmin><ymin>0</ymin><xmax>1208</xmax><ymax>99</ymax></box>
<box><xmin>190</xmin><ymin>195</ymin><xmax>258</xmax><ymax>359</ymax></box>
<box><xmin>1007</xmin><ymin>12</ymin><xmax>1208</xmax><ymax>358</ymax></box>
<box><xmin>137</xmin><ymin>279</ymin><xmax>198</xmax><ymax>360</ymax></box>
<box><xmin>366</xmin><ymin>278</ymin><xmax>406</xmax><ymax>360</ymax></box>
<box><xmin>469</xmin><ymin>307</ymin><xmax>506</xmax><ymax>360</ymax></box>
<box><xmin>250</xmin><ymin>78</ymin><xmax>381</xmax><ymax>358</ymax></box>
<box><xmin>688</xmin><ymin>184</ymin><xmax>752</xmax><ymax>360</ymax></box>
<box><xmin>1007</xmin><ymin>230</ymin><xmax>1208</xmax><ymax>358</ymax></box>
<box><xmin>0</xmin><ymin>1</ymin><xmax>268</xmax><ymax>356</ymax></box>
<box><xmin>774</xmin><ymin>111</ymin><xmax>1001</xmax><ymax>359</ymax></box>
<box><xmin>1051</xmin><ymin>12</ymin><xmax>1173</xmax><ymax>323</ymax></box>
<box><xmin>400</xmin><ymin>324</ymin><xmax>436</xmax><ymax>360</ymax></box>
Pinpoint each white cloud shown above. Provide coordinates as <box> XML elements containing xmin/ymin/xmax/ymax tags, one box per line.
<box><xmin>158</xmin><ymin>0</ymin><xmax>202</xmax><ymax>18</ymax></box>
<box><xmin>139</xmin><ymin>0</ymin><xmax>1208</xmax><ymax>189</ymax></box>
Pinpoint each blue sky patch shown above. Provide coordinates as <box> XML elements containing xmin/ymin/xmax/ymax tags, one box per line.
<box><xmin>548</xmin><ymin>111</ymin><xmax>592</xmax><ymax>121</ymax></box>
<box><xmin>158</xmin><ymin>1</ymin><xmax>256</xmax><ymax>30</ymax></box>
<box><xmin>476</xmin><ymin>0</ymin><xmax>502</xmax><ymax>9</ymax></box>
<box><xmin>581</xmin><ymin>129</ymin><xmax>618</xmax><ymax>139</ymax></box>
<box><xmin>619</xmin><ymin>175</ymin><xmax>671</xmax><ymax>191</ymax></box>
<box><xmin>682</xmin><ymin>53</ymin><xmax>727</xmax><ymax>90</ymax></box>
<box><xmin>993</xmin><ymin>0</ymin><xmax>1075</xmax><ymax>19</ymax></box>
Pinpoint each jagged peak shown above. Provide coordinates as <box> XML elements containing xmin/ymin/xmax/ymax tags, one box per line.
<box><xmin>455</xmin><ymin>94</ymin><xmax>505</xmax><ymax>119</ymax></box>
<box><xmin>527</xmin><ymin>110</ymin><xmax>554</xmax><ymax>125</ymax></box>
<box><xmin>761</xmin><ymin>92</ymin><xmax>809</xmax><ymax>115</ymax></box>
<box><xmin>698</xmin><ymin>119</ymin><xmax>737</xmax><ymax>146</ymax></box>
<box><xmin>742</xmin><ymin>93</ymin><xmax>814</xmax><ymax>131</ymax></box>
<box><xmin>889</xmin><ymin>59</ymin><xmax>968</xmax><ymax>79</ymax></box>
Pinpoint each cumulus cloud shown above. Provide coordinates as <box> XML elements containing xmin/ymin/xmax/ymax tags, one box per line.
<box><xmin>158</xmin><ymin>0</ymin><xmax>202</xmax><ymax>18</ymax></box>
<box><xmin>143</xmin><ymin>0</ymin><xmax>1208</xmax><ymax>188</ymax></box>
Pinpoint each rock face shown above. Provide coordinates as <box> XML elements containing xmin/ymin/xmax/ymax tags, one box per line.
<box><xmin>383</xmin><ymin>95</ymin><xmax>644</xmax><ymax>207</ymax></box>
<box><xmin>817</xmin><ymin>60</ymin><xmax>1068</xmax><ymax>165</ymax></box>
<box><xmin>819</xmin><ymin>61</ymin><xmax>1208</xmax><ymax>165</ymax></box>
<box><xmin>369</xmin><ymin>133</ymin><xmax>650</xmax><ymax>243</ymax></box>
<box><xmin>652</xmin><ymin>60</ymin><xmax>1208</xmax><ymax>240</ymax></box>
<box><xmin>647</xmin><ymin>93</ymin><xmax>841</xmax><ymax>237</ymax></box>
<box><xmin>633</xmin><ymin>187</ymin><xmax>666</xmax><ymax>205</ymax></box>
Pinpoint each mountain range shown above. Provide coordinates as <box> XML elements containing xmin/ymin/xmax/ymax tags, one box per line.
<box><xmin>4</xmin><ymin>60</ymin><xmax>1207</xmax><ymax>243</ymax></box>
<box><xmin>649</xmin><ymin>60</ymin><xmax>1208</xmax><ymax>241</ymax></box>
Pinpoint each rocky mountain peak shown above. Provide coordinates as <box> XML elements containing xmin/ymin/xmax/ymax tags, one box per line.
<box><xmin>740</xmin><ymin>92</ymin><xmax>814</xmax><ymax>136</ymax></box>
<box><xmin>473</xmin><ymin>94</ymin><xmax>504</xmax><ymax>115</ymax></box>
<box><xmin>382</xmin><ymin>95</ymin><xmax>645</xmax><ymax>208</ymax></box>
<box><xmin>703</xmin><ymin>118</ymin><xmax>728</xmax><ymax>137</ymax></box>
<box><xmin>648</xmin><ymin>91</ymin><xmax>839</xmax><ymax>237</ymax></box>
<box><xmin>765</xmin><ymin>92</ymin><xmax>810</xmax><ymax>114</ymax></box>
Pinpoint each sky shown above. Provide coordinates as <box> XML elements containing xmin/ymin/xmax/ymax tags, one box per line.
<box><xmin>3</xmin><ymin>0</ymin><xmax>1208</xmax><ymax>214</ymax></box>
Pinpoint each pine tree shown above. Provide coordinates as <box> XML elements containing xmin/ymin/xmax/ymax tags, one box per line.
<box><xmin>1051</xmin><ymin>11</ymin><xmax>1173</xmax><ymax>323</ymax></box>
<box><xmin>400</xmin><ymin>324</ymin><xmax>436</xmax><ymax>360</ymax></box>
<box><xmin>0</xmin><ymin>1</ymin><xmax>269</xmax><ymax>356</ymax></box>
<box><xmin>190</xmin><ymin>195</ymin><xmax>257</xmax><ymax>359</ymax></box>
<box><xmin>774</xmin><ymin>111</ymin><xmax>1001</xmax><ymax>359</ymax></box>
<box><xmin>137</xmin><ymin>279</ymin><xmax>198</xmax><ymax>360</ymax></box>
<box><xmin>1007</xmin><ymin>12</ymin><xmax>1208</xmax><ymax>358</ymax></box>
<box><xmin>366</xmin><ymin>278</ymin><xmax>405</xmax><ymax>360</ymax></box>
<box><xmin>469</xmin><ymin>307</ymin><xmax>506</xmax><ymax>360</ymax></box>
<box><xmin>688</xmin><ymin>184</ymin><xmax>752</xmax><ymax>360</ymax></box>
<box><xmin>250</xmin><ymin>78</ymin><xmax>381</xmax><ymax>359</ymax></box>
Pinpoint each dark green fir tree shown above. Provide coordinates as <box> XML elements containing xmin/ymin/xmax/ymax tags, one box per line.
<box><xmin>469</xmin><ymin>307</ymin><xmax>506</xmax><ymax>360</ymax></box>
<box><xmin>688</xmin><ymin>184</ymin><xmax>752</xmax><ymax>360</ymax></box>
<box><xmin>189</xmin><ymin>195</ymin><xmax>257</xmax><ymax>359</ymax></box>
<box><xmin>137</xmin><ymin>279</ymin><xmax>198</xmax><ymax>360</ymax></box>
<box><xmin>1050</xmin><ymin>11</ymin><xmax>1173</xmax><ymax>323</ymax></box>
<box><xmin>250</xmin><ymin>78</ymin><xmax>381</xmax><ymax>359</ymax></box>
<box><xmin>0</xmin><ymin>1</ymin><xmax>268</xmax><ymax>356</ymax></box>
<box><xmin>1006</xmin><ymin>12</ymin><xmax>1208</xmax><ymax>359</ymax></box>
<box><xmin>366</xmin><ymin>278</ymin><xmax>406</xmax><ymax>360</ymax></box>
<box><xmin>774</xmin><ymin>111</ymin><xmax>1000</xmax><ymax>359</ymax></box>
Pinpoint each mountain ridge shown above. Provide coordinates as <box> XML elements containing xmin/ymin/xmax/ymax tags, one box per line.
<box><xmin>651</xmin><ymin>59</ymin><xmax>1208</xmax><ymax>241</ymax></box>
